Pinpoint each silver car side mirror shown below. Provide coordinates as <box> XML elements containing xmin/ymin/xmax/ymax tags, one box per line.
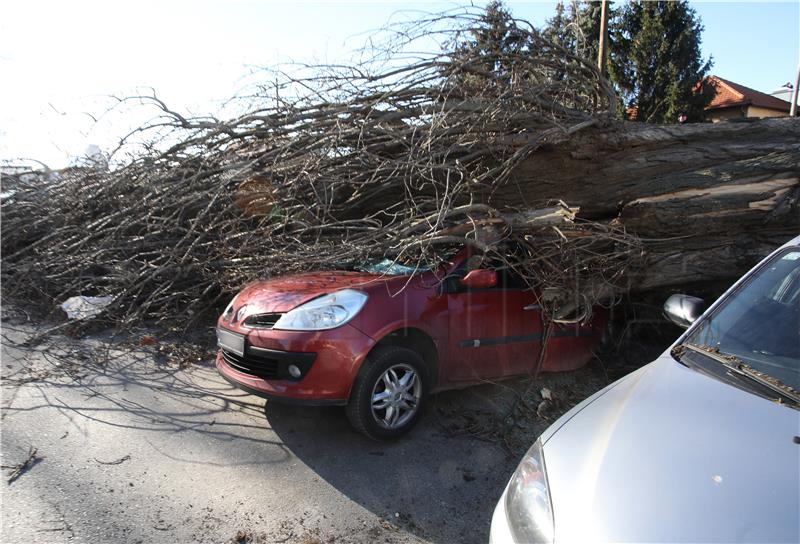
<box><xmin>663</xmin><ymin>294</ymin><xmax>706</xmax><ymax>329</ymax></box>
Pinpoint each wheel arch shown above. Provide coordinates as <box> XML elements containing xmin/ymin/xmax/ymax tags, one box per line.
<box><xmin>368</xmin><ymin>327</ymin><xmax>439</xmax><ymax>388</ymax></box>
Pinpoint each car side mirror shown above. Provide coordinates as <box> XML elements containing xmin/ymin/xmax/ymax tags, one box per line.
<box><xmin>459</xmin><ymin>269</ymin><xmax>498</xmax><ymax>289</ymax></box>
<box><xmin>663</xmin><ymin>294</ymin><xmax>706</xmax><ymax>329</ymax></box>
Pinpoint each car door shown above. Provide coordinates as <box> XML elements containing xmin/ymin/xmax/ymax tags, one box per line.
<box><xmin>443</xmin><ymin>259</ymin><xmax>544</xmax><ymax>382</ymax></box>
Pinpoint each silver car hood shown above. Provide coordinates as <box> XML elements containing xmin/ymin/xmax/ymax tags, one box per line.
<box><xmin>543</xmin><ymin>354</ymin><xmax>800</xmax><ymax>543</ymax></box>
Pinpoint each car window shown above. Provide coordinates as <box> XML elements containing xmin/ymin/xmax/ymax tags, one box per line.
<box><xmin>686</xmin><ymin>247</ymin><xmax>800</xmax><ymax>390</ymax></box>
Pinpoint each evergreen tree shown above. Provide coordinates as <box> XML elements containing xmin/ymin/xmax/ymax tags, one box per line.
<box><xmin>543</xmin><ymin>1</ymin><xmax>573</xmax><ymax>51</ymax></box>
<box><xmin>609</xmin><ymin>0</ymin><xmax>713</xmax><ymax>122</ymax></box>
<box><xmin>544</xmin><ymin>0</ymin><xmax>712</xmax><ymax>123</ymax></box>
<box><xmin>446</xmin><ymin>1</ymin><xmax>530</xmax><ymax>90</ymax></box>
<box><xmin>544</xmin><ymin>1</ymin><xmax>612</xmax><ymax>67</ymax></box>
<box><xmin>572</xmin><ymin>0</ymin><xmax>603</xmax><ymax>63</ymax></box>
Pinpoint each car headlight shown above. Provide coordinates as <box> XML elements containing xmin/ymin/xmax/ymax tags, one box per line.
<box><xmin>273</xmin><ymin>289</ymin><xmax>368</xmax><ymax>331</ymax></box>
<box><xmin>505</xmin><ymin>439</ymin><xmax>555</xmax><ymax>544</ymax></box>
<box><xmin>222</xmin><ymin>295</ymin><xmax>237</xmax><ymax>320</ymax></box>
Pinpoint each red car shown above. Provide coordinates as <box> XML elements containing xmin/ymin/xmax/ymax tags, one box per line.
<box><xmin>216</xmin><ymin>249</ymin><xmax>605</xmax><ymax>439</ymax></box>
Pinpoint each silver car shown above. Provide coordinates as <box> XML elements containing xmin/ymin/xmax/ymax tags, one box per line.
<box><xmin>491</xmin><ymin>235</ymin><xmax>800</xmax><ymax>543</ymax></box>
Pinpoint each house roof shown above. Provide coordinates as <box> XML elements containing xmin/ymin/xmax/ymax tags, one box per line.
<box><xmin>706</xmin><ymin>76</ymin><xmax>792</xmax><ymax>112</ymax></box>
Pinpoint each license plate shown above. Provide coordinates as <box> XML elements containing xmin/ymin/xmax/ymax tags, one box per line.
<box><xmin>216</xmin><ymin>328</ymin><xmax>245</xmax><ymax>356</ymax></box>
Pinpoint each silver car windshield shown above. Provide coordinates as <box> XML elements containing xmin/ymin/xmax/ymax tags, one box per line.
<box><xmin>685</xmin><ymin>247</ymin><xmax>800</xmax><ymax>390</ymax></box>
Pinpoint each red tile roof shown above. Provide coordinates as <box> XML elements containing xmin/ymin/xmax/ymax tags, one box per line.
<box><xmin>706</xmin><ymin>76</ymin><xmax>792</xmax><ymax>112</ymax></box>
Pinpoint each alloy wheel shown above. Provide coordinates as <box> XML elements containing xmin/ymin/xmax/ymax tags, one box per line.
<box><xmin>370</xmin><ymin>363</ymin><xmax>422</xmax><ymax>429</ymax></box>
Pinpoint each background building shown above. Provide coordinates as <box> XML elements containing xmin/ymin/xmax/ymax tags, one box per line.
<box><xmin>705</xmin><ymin>76</ymin><xmax>792</xmax><ymax>122</ymax></box>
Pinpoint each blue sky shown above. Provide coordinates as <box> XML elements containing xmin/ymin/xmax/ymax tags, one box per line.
<box><xmin>1</xmin><ymin>0</ymin><xmax>798</xmax><ymax>168</ymax></box>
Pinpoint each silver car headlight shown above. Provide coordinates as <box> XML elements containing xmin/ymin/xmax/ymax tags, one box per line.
<box><xmin>273</xmin><ymin>289</ymin><xmax>368</xmax><ymax>331</ymax></box>
<box><xmin>505</xmin><ymin>439</ymin><xmax>555</xmax><ymax>544</ymax></box>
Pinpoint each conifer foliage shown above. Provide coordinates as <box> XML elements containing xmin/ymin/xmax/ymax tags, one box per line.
<box><xmin>545</xmin><ymin>0</ymin><xmax>714</xmax><ymax>122</ymax></box>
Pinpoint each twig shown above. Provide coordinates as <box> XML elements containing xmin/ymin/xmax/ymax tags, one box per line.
<box><xmin>2</xmin><ymin>446</ymin><xmax>41</xmax><ymax>483</ymax></box>
<box><xmin>93</xmin><ymin>454</ymin><xmax>131</xmax><ymax>465</ymax></box>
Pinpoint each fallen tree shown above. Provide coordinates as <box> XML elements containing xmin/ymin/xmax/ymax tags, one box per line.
<box><xmin>1</xmin><ymin>8</ymin><xmax>798</xmax><ymax>329</ymax></box>
<box><xmin>508</xmin><ymin>118</ymin><xmax>800</xmax><ymax>290</ymax></box>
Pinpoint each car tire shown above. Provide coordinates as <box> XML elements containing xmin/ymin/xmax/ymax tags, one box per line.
<box><xmin>346</xmin><ymin>345</ymin><xmax>428</xmax><ymax>440</ymax></box>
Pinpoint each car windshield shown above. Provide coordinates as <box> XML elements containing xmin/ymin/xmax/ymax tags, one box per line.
<box><xmin>357</xmin><ymin>258</ymin><xmax>432</xmax><ymax>276</ymax></box>
<box><xmin>685</xmin><ymin>246</ymin><xmax>800</xmax><ymax>391</ymax></box>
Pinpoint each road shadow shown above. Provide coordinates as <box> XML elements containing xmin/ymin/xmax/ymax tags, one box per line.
<box><xmin>262</xmin><ymin>364</ymin><xmax>608</xmax><ymax>544</ymax></box>
<box><xmin>264</xmin><ymin>399</ymin><xmax>511</xmax><ymax>544</ymax></box>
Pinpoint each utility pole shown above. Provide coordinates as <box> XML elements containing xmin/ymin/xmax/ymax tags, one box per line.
<box><xmin>791</xmin><ymin>60</ymin><xmax>799</xmax><ymax>117</ymax></box>
<box><xmin>597</xmin><ymin>0</ymin><xmax>609</xmax><ymax>75</ymax></box>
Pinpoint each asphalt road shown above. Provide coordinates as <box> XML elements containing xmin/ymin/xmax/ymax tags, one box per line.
<box><xmin>0</xmin><ymin>326</ymin><xmax>608</xmax><ymax>544</ymax></box>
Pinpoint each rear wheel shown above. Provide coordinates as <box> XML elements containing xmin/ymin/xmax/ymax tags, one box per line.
<box><xmin>346</xmin><ymin>346</ymin><xmax>427</xmax><ymax>440</ymax></box>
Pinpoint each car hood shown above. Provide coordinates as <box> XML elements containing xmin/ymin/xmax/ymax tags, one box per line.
<box><xmin>543</xmin><ymin>354</ymin><xmax>800</xmax><ymax>543</ymax></box>
<box><xmin>233</xmin><ymin>271</ymin><xmax>385</xmax><ymax>314</ymax></box>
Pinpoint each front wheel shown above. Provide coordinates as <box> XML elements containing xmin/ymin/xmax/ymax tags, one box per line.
<box><xmin>346</xmin><ymin>346</ymin><xmax>427</xmax><ymax>440</ymax></box>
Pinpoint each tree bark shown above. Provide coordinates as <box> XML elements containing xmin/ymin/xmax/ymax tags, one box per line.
<box><xmin>501</xmin><ymin>117</ymin><xmax>800</xmax><ymax>291</ymax></box>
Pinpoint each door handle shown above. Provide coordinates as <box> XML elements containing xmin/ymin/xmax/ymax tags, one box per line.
<box><xmin>523</xmin><ymin>304</ymin><xmax>541</xmax><ymax>311</ymax></box>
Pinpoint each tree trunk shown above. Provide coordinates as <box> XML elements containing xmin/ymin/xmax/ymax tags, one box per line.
<box><xmin>502</xmin><ymin>117</ymin><xmax>800</xmax><ymax>291</ymax></box>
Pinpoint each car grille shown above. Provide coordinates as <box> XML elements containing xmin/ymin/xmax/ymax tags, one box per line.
<box><xmin>220</xmin><ymin>348</ymin><xmax>280</xmax><ymax>379</ymax></box>
<box><xmin>242</xmin><ymin>313</ymin><xmax>282</xmax><ymax>329</ymax></box>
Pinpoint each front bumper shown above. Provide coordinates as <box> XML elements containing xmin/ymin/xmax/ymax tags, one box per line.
<box><xmin>215</xmin><ymin>321</ymin><xmax>376</xmax><ymax>404</ymax></box>
<box><xmin>216</xmin><ymin>366</ymin><xmax>347</xmax><ymax>406</ymax></box>
<box><xmin>218</xmin><ymin>341</ymin><xmax>316</xmax><ymax>381</ymax></box>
